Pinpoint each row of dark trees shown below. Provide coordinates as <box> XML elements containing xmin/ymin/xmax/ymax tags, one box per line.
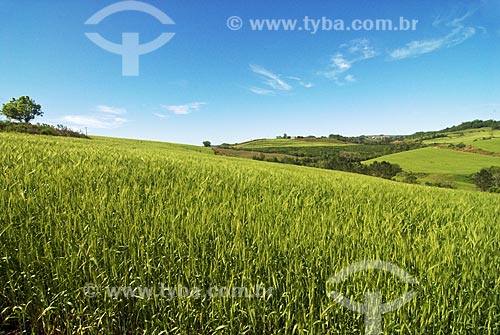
<box><xmin>280</xmin><ymin>120</ymin><xmax>500</xmax><ymax>144</ymax></box>
<box><xmin>327</xmin><ymin>134</ymin><xmax>405</xmax><ymax>144</ymax></box>
<box><xmin>254</xmin><ymin>153</ymin><xmax>403</xmax><ymax>180</ymax></box>
<box><xmin>317</xmin><ymin>157</ymin><xmax>403</xmax><ymax>179</ymax></box>
<box><xmin>443</xmin><ymin>120</ymin><xmax>500</xmax><ymax>132</ymax></box>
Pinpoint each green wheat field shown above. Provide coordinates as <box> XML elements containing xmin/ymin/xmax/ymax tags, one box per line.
<box><xmin>1</xmin><ymin>132</ymin><xmax>500</xmax><ymax>334</ymax></box>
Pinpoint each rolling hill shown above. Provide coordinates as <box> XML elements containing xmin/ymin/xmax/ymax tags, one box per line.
<box><xmin>366</xmin><ymin>146</ymin><xmax>500</xmax><ymax>189</ymax></box>
<box><xmin>423</xmin><ymin>128</ymin><xmax>499</xmax><ymax>144</ymax></box>
<box><xmin>219</xmin><ymin>124</ymin><xmax>500</xmax><ymax>191</ymax></box>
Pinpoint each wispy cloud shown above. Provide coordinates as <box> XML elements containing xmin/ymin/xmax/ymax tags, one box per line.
<box><xmin>154</xmin><ymin>113</ymin><xmax>170</xmax><ymax>119</ymax></box>
<box><xmin>249</xmin><ymin>87</ymin><xmax>276</xmax><ymax>96</ymax></box>
<box><xmin>63</xmin><ymin>115</ymin><xmax>127</xmax><ymax>129</ymax></box>
<box><xmin>320</xmin><ymin>39</ymin><xmax>377</xmax><ymax>84</ymax></box>
<box><xmin>342</xmin><ymin>39</ymin><xmax>378</xmax><ymax>59</ymax></box>
<box><xmin>344</xmin><ymin>74</ymin><xmax>356</xmax><ymax>83</ymax></box>
<box><xmin>288</xmin><ymin>76</ymin><xmax>314</xmax><ymax>88</ymax></box>
<box><xmin>95</xmin><ymin>105</ymin><xmax>127</xmax><ymax>115</ymax></box>
<box><xmin>249</xmin><ymin>65</ymin><xmax>313</xmax><ymax>95</ymax></box>
<box><xmin>389</xmin><ymin>12</ymin><xmax>476</xmax><ymax>60</ymax></box>
<box><xmin>62</xmin><ymin>105</ymin><xmax>129</xmax><ymax>129</ymax></box>
<box><xmin>250</xmin><ymin>64</ymin><xmax>292</xmax><ymax>92</ymax></box>
<box><xmin>162</xmin><ymin>102</ymin><xmax>207</xmax><ymax>115</ymax></box>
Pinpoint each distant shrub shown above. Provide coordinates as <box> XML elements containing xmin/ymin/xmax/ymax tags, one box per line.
<box><xmin>489</xmin><ymin>186</ymin><xmax>500</xmax><ymax>194</ymax></box>
<box><xmin>471</xmin><ymin>167</ymin><xmax>500</xmax><ymax>192</ymax></box>
<box><xmin>399</xmin><ymin>172</ymin><xmax>418</xmax><ymax>184</ymax></box>
<box><xmin>40</xmin><ymin>128</ymin><xmax>55</xmax><ymax>136</ymax></box>
<box><xmin>367</xmin><ymin>161</ymin><xmax>403</xmax><ymax>179</ymax></box>
<box><xmin>252</xmin><ymin>153</ymin><xmax>265</xmax><ymax>161</ymax></box>
<box><xmin>425</xmin><ymin>181</ymin><xmax>456</xmax><ymax>189</ymax></box>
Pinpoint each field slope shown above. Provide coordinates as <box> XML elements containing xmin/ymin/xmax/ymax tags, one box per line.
<box><xmin>366</xmin><ymin>147</ymin><xmax>500</xmax><ymax>174</ymax></box>
<box><xmin>1</xmin><ymin>133</ymin><xmax>500</xmax><ymax>334</ymax></box>
<box><xmin>366</xmin><ymin>147</ymin><xmax>500</xmax><ymax>189</ymax></box>
<box><xmin>472</xmin><ymin>137</ymin><xmax>500</xmax><ymax>153</ymax></box>
<box><xmin>424</xmin><ymin>128</ymin><xmax>500</xmax><ymax>153</ymax></box>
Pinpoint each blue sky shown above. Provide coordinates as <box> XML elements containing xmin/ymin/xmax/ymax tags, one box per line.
<box><xmin>0</xmin><ymin>0</ymin><xmax>499</xmax><ymax>145</ymax></box>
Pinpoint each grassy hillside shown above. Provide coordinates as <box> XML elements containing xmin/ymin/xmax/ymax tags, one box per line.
<box><xmin>472</xmin><ymin>137</ymin><xmax>500</xmax><ymax>153</ymax></box>
<box><xmin>366</xmin><ymin>147</ymin><xmax>500</xmax><ymax>190</ymax></box>
<box><xmin>424</xmin><ymin>128</ymin><xmax>500</xmax><ymax>145</ymax></box>
<box><xmin>225</xmin><ymin>126</ymin><xmax>500</xmax><ymax>192</ymax></box>
<box><xmin>423</xmin><ymin>128</ymin><xmax>500</xmax><ymax>152</ymax></box>
<box><xmin>1</xmin><ymin>133</ymin><xmax>500</xmax><ymax>334</ymax></box>
<box><xmin>228</xmin><ymin>142</ymin><xmax>420</xmax><ymax>161</ymax></box>
<box><xmin>366</xmin><ymin>147</ymin><xmax>500</xmax><ymax>174</ymax></box>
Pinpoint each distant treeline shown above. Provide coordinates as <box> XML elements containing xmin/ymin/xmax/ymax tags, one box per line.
<box><xmin>326</xmin><ymin>134</ymin><xmax>405</xmax><ymax>144</ymax></box>
<box><xmin>324</xmin><ymin>119</ymin><xmax>500</xmax><ymax>143</ymax></box>
<box><xmin>441</xmin><ymin>119</ymin><xmax>500</xmax><ymax>132</ymax></box>
<box><xmin>407</xmin><ymin>119</ymin><xmax>500</xmax><ymax>141</ymax></box>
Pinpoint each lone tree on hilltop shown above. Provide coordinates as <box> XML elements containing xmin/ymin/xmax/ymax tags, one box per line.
<box><xmin>1</xmin><ymin>96</ymin><xmax>43</xmax><ymax>123</ymax></box>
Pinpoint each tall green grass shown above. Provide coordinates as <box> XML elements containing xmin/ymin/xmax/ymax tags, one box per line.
<box><xmin>1</xmin><ymin>133</ymin><xmax>499</xmax><ymax>334</ymax></box>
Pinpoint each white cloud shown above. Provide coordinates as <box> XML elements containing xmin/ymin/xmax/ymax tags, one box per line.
<box><xmin>288</xmin><ymin>76</ymin><xmax>314</xmax><ymax>89</ymax></box>
<box><xmin>154</xmin><ymin>113</ymin><xmax>170</xmax><ymax>119</ymax></box>
<box><xmin>389</xmin><ymin>12</ymin><xmax>476</xmax><ymax>60</ymax></box>
<box><xmin>320</xmin><ymin>39</ymin><xmax>377</xmax><ymax>84</ymax></box>
<box><xmin>389</xmin><ymin>27</ymin><xmax>475</xmax><ymax>60</ymax></box>
<box><xmin>248</xmin><ymin>66</ymin><xmax>313</xmax><ymax>95</ymax></box>
<box><xmin>331</xmin><ymin>54</ymin><xmax>351</xmax><ymax>71</ymax></box>
<box><xmin>162</xmin><ymin>102</ymin><xmax>207</xmax><ymax>115</ymax></box>
<box><xmin>62</xmin><ymin>105</ymin><xmax>128</xmax><ymax>129</ymax></box>
<box><xmin>63</xmin><ymin>115</ymin><xmax>127</xmax><ymax>129</ymax></box>
<box><xmin>96</xmin><ymin>105</ymin><xmax>127</xmax><ymax>115</ymax></box>
<box><xmin>249</xmin><ymin>87</ymin><xmax>276</xmax><ymax>95</ymax></box>
<box><xmin>343</xmin><ymin>39</ymin><xmax>378</xmax><ymax>60</ymax></box>
<box><xmin>344</xmin><ymin>74</ymin><xmax>356</xmax><ymax>83</ymax></box>
<box><xmin>250</xmin><ymin>64</ymin><xmax>292</xmax><ymax>92</ymax></box>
